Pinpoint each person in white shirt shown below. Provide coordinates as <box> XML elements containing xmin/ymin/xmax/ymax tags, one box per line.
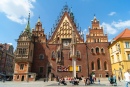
<box><xmin>124</xmin><ymin>69</ymin><xmax>130</xmax><ymax>87</ymax></box>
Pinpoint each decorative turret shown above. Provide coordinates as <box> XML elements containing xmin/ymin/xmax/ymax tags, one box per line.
<box><xmin>32</xmin><ymin>17</ymin><xmax>46</xmax><ymax>43</ymax></box>
<box><xmin>91</xmin><ymin>15</ymin><xmax>100</xmax><ymax>29</ymax></box>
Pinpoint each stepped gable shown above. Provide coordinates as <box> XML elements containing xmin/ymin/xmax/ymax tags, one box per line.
<box><xmin>48</xmin><ymin>5</ymin><xmax>84</xmax><ymax>44</ymax></box>
<box><xmin>114</xmin><ymin>28</ymin><xmax>130</xmax><ymax>40</ymax></box>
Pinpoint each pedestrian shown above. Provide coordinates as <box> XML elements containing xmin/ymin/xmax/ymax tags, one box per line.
<box><xmin>124</xmin><ymin>69</ymin><xmax>130</xmax><ymax>87</ymax></box>
<box><xmin>118</xmin><ymin>75</ymin><xmax>121</xmax><ymax>82</ymax></box>
<box><xmin>43</xmin><ymin>75</ymin><xmax>46</xmax><ymax>82</ymax></box>
<box><xmin>98</xmin><ymin>78</ymin><xmax>100</xmax><ymax>84</ymax></box>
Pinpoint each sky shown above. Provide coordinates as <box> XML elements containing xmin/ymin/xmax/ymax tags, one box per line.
<box><xmin>0</xmin><ymin>0</ymin><xmax>130</xmax><ymax>50</ymax></box>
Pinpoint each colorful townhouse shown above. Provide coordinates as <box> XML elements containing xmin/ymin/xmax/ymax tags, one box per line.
<box><xmin>108</xmin><ymin>28</ymin><xmax>130</xmax><ymax>80</ymax></box>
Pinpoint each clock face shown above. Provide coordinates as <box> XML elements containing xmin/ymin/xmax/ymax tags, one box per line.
<box><xmin>62</xmin><ymin>39</ymin><xmax>71</xmax><ymax>47</ymax></box>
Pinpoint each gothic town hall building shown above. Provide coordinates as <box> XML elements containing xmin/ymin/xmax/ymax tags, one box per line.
<box><xmin>13</xmin><ymin>5</ymin><xmax>112</xmax><ymax>81</ymax></box>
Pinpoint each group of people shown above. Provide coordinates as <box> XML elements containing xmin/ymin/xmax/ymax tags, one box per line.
<box><xmin>57</xmin><ymin>76</ymin><xmax>80</xmax><ymax>85</ymax></box>
<box><xmin>56</xmin><ymin>74</ymin><xmax>97</xmax><ymax>86</ymax></box>
<box><xmin>108</xmin><ymin>69</ymin><xmax>130</xmax><ymax>87</ymax></box>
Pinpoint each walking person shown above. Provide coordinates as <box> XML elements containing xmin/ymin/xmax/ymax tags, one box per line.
<box><xmin>118</xmin><ymin>75</ymin><xmax>121</xmax><ymax>82</ymax></box>
<box><xmin>124</xmin><ymin>69</ymin><xmax>130</xmax><ymax>87</ymax></box>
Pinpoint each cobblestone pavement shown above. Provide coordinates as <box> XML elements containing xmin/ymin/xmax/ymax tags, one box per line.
<box><xmin>0</xmin><ymin>80</ymin><xmax>128</xmax><ymax>87</ymax></box>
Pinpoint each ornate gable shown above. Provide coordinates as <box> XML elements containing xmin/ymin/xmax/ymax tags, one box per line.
<box><xmin>49</xmin><ymin>5</ymin><xmax>84</xmax><ymax>44</ymax></box>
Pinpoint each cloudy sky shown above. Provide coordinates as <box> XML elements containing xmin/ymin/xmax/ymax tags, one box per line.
<box><xmin>0</xmin><ymin>0</ymin><xmax>130</xmax><ymax>49</ymax></box>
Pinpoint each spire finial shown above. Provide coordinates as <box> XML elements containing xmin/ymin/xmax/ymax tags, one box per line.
<box><xmin>38</xmin><ymin>16</ymin><xmax>40</xmax><ymax>22</ymax></box>
<box><xmin>94</xmin><ymin>14</ymin><xmax>96</xmax><ymax>19</ymax></box>
<box><xmin>28</xmin><ymin>13</ymin><xmax>30</xmax><ymax>24</ymax></box>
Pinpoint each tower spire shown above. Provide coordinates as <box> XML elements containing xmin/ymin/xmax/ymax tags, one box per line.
<box><xmin>25</xmin><ymin>13</ymin><xmax>31</xmax><ymax>33</ymax></box>
<box><xmin>38</xmin><ymin>16</ymin><xmax>40</xmax><ymax>22</ymax></box>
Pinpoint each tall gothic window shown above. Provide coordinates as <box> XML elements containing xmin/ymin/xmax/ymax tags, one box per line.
<box><xmin>104</xmin><ymin>61</ymin><xmax>107</xmax><ymax>70</ymax></box>
<box><xmin>76</xmin><ymin>51</ymin><xmax>81</xmax><ymax>58</ymax></box>
<box><xmin>97</xmin><ymin>59</ymin><xmax>100</xmax><ymax>70</ymax></box>
<box><xmin>91</xmin><ymin>62</ymin><xmax>94</xmax><ymax>70</ymax></box>
<box><xmin>96</xmin><ymin>47</ymin><xmax>99</xmax><ymax>53</ymax></box>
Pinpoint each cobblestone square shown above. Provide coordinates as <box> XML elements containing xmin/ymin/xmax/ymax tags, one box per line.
<box><xmin>0</xmin><ymin>80</ymin><xmax>127</xmax><ymax>87</ymax></box>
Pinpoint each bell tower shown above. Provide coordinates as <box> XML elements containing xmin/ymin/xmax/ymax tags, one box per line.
<box><xmin>13</xmin><ymin>13</ymin><xmax>34</xmax><ymax>81</ymax></box>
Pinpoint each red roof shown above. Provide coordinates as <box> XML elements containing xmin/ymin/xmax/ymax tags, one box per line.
<box><xmin>114</xmin><ymin>28</ymin><xmax>130</xmax><ymax>40</ymax></box>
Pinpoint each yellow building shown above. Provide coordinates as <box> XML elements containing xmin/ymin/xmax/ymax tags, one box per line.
<box><xmin>109</xmin><ymin>28</ymin><xmax>130</xmax><ymax>80</ymax></box>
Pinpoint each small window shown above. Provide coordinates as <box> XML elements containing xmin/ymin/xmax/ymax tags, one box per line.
<box><xmin>101</xmin><ymin>48</ymin><xmax>104</xmax><ymax>53</ymax></box>
<box><xmin>76</xmin><ymin>51</ymin><xmax>81</xmax><ymax>58</ymax></box>
<box><xmin>125</xmin><ymin>42</ymin><xmax>130</xmax><ymax>48</ymax></box>
<box><xmin>39</xmin><ymin>54</ymin><xmax>44</xmax><ymax>60</ymax></box>
<box><xmin>20</xmin><ymin>64</ymin><xmax>24</xmax><ymax>70</ymax></box>
<box><xmin>97</xmin><ymin>59</ymin><xmax>100</xmax><ymax>70</ymax></box>
<box><xmin>39</xmin><ymin>67</ymin><xmax>43</xmax><ymax>73</ymax></box>
<box><xmin>104</xmin><ymin>62</ymin><xmax>107</xmax><ymax>70</ymax></box>
<box><xmin>128</xmin><ymin>54</ymin><xmax>130</xmax><ymax>60</ymax></box>
<box><xmin>91</xmin><ymin>48</ymin><xmax>94</xmax><ymax>53</ymax></box>
<box><xmin>91</xmin><ymin>62</ymin><xmax>94</xmax><ymax>70</ymax></box>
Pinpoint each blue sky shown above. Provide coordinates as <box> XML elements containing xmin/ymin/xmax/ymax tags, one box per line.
<box><xmin>0</xmin><ymin>0</ymin><xmax>130</xmax><ymax>50</ymax></box>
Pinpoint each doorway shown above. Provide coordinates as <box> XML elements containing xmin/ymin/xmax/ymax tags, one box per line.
<box><xmin>21</xmin><ymin>76</ymin><xmax>24</xmax><ymax>81</ymax></box>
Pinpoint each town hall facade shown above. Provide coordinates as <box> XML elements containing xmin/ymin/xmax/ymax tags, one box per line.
<box><xmin>13</xmin><ymin>5</ymin><xmax>112</xmax><ymax>81</ymax></box>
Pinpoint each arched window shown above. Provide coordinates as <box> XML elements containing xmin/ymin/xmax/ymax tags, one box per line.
<box><xmin>39</xmin><ymin>54</ymin><xmax>44</xmax><ymax>60</ymax></box>
<box><xmin>104</xmin><ymin>61</ymin><xmax>107</xmax><ymax>70</ymax></box>
<box><xmin>91</xmin><ymin>48</ymin><xmax>94</xmax><ymax>53</ymax></box>
<box><xmin>20</xmin><ymin>64</ymin><xmax>24</xmax><ymax>70</ymax></box>
<box><xmin>91</xmin><ymin>62</ymin><xmax>94</xmax><ymax>70</ymax></box>
<box><xmin>101</xmin><ymin>48</ymin><xmax>104</xmax><ymax>53</ymax></box>
<box><xmin>96</xmin><ymin>47</ymin><xmax>99</xmax><ymax>53</ymax></box>
<box><xmin>97</xmin><ymin>59</ymin><xmax>101</xmax><ymax>70</ymax></box>
<box><xmin>52</xmin><ymin>51</ymin><xmax>55</xmax><ymax>59</ymax></box>
<box><xmin>76</xmin><ymin>51</ymin><xmax>81</xmax><ymax>58</ymax></box>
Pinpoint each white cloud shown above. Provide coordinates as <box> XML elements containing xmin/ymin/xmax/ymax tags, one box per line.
<box><xmin>101</xmin><ymin>22</ymin><xmax>117</xmax><ymax>34</ymax></box>
<box><xmin>112</xmin><ymin>20</ymin><xmax>130</xmax><ymax>29</ymax></box>
<box><xmin>101</xmin><ymin>20</ymin><xmax>130</xmax><ymax>35</ymax></box>
<box><xmin>108</xmin><ymin>12</ymin><xmax>116</xmax><ymax>16</ymax></box>
<box><xmin>8</xmin><ymin>43</ymin><xmax>13</xmax><ymax>45</ymax></box>
<box><xmin>0</xmin><ymin>0</ymin><xmax>36</xmax><ymax>24</ymax></box>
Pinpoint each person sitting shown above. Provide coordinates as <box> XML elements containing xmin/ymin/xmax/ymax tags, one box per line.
<box><xmin>73</xmin><ymin>77</ymin><xmax>79</xmax><ymax>85</ymax></box>
<box><xmin>60</xmin><ymin>78</ymin><xmax>67</xmax><ymax>85</ymax></box>
<box><xmin>108</xmin><ymin>74</ymin><xmax>114</xmax><ymax>85</ymax></box>
<box><xmin>84</xmin><ymin>77</ymin><xmax>90</xmax><ymax>85</ymax></box>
